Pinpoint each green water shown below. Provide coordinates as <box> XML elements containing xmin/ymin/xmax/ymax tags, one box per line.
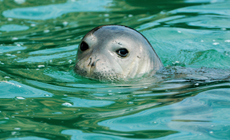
<box><xmin>0</xmin><ymin>0</ymin><xmax>230</xmax><ymax>139</ymax></box>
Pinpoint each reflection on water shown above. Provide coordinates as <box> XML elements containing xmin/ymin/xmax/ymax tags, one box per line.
<box><xmin>0</xmin><ymin>0</ymin><xmax>230</xmax><ymax>139</ymax></box>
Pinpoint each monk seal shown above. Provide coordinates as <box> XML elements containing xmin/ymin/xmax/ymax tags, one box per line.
<box><xmin>74</xmin><ymin>25</ymin><xmax>163</xmax><ymax>81</ymax></box>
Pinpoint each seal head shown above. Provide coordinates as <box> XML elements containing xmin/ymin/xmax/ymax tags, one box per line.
<box><xmin>74</xmin><ymin>25</ymin><xmax>163</xmax><ymax>81</ymax></box>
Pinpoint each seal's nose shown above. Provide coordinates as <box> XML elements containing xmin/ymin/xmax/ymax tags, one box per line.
<box><xmin>91</xmin><ymin>61</ymin><xmax>95</xmax><ymax>67</ymax></box>
<box><xmin>88</xmin><ymin>58</ymin><xmax>99</xmax><ymax>67</ymax></box>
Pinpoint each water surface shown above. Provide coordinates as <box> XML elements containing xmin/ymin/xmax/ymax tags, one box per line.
<box><xmin>0</xmin><ymin>0</ymin><xmax>230</xmax><ymax>139</ymax></box>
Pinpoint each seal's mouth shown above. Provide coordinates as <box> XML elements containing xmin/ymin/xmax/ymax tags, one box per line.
<box><xmin>74</xmin><ymin>64</ymin><xmax>121</xmax><ymax>82</ymax></box>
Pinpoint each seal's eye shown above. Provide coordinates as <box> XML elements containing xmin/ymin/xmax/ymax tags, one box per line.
<box><xmin>80</xmin><ymin>41</ymin><xmax>89</xmax><ymax>51</ymax></box>
<box><xmin>116</xmin><ymin>48</ymin><xmax>129</xmax><ymax>57</ymax></box>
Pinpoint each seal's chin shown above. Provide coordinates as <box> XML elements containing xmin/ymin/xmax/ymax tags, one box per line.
<box><xmin>74</xmin><ymin>65</ymin><xmax>124</xmax><ymax>82</ymax></box>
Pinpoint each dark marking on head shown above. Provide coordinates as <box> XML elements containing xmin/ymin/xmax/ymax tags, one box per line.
<box><xmin>90</xmin><ymin>26</ymin><xmax>103</xmax><ymax>34</ymax></box>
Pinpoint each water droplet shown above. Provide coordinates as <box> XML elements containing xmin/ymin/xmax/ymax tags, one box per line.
<box><xmin>8</xmin><ymin>18</ymin><xmax>13</xmax><ymax>21</ymax></box>
<box><xmin>14</xmin><ymin>128</ymin><xmax>21</xmax><ymax>130</ymax></box>
<box><xmin>44</xmin><ymin>30</ymin><xmax>50</xmax><ymax>33</ymax></box>
<box><xmin>11</xmin><ymin>132</ymin><xmax>17</xmax><ymax>135</ymax></box>
<box><xmin>16</xmin><ymin>43</ymin><xmax>21</xmax><ymax>46</ymax></box>
<box><xmin>38</xmin><ymin>65</ymin><xmax>45</xmax><ymax>68</ymax></box>
<box><xmin>62</xmin><ymin>102</ymin><xmax>73</xmax><ymax>107</ymax></box>
<box><xmin>213</xmin><ymin>42</ymin><xmax>219</xmax><ymax>45</ymax></box>
<box><xmin>177</xmin><ymin>30</ymin><xmax>181</xmax><ymax>33</ymax></box>
<box><xmin>31</xmin><ymin>24</ymin><xmax>36</xmax><ymax>27</ymax></box>
<box><xmin>104</xmin><ymin>14</ymin><xmax>109</xmax><ymax>17</ymax></box>
<box><xmin>14</xmin><ymin>0</ymin><xmax>25</xmax><ymax>4</ymax></box>
<box><xmin>209</xmin><ymin>131</ymin><xmax>213</xmax><ymax>134</ymax></box>
<box><xmin>225</xmin><ymin>40</ymin><xmax>230</xmax><ymax>43</ymax></box>
<box><xmin>63</xmin><ymin>21</ymin><xmax>68</xmax><ymax>26</ymax></box>
<box><xmin>128</xmin><ymin>101</ymin><xmax>133</xmax><ymax>104</ymax></box>
<box><xmin>16</xmin><ymin>97</ymin><xmax>25</xmax><ymax>100</ymax></box>
<box><xmin>12</xmin><ymin>37</ymin><xmax>18</xmax><ymax>41</ymax></box>
<box><xmin>195</xmin><ymin>83</ymin><xmax>199</xmax><ymax>86</ymax></box>
<box><xmin>128</xmin><ymin>14</ymin><xmax>133</xmax><ymax>17</ymax></box>
<box><xmin>6</xmin><ymin>54</ymin><xmax>12</xmax><ymax>56</ymax></box>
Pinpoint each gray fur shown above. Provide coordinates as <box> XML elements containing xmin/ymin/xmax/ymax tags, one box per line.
<box><xmin>74</xmin><ymin>25</ymin><xmax>163</xmax><ymax>81</ymax></box>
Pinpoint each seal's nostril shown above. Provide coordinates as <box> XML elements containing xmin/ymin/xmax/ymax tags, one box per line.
<box><xmin>90</xmin><ymin>59</ymin><xmax>100</xmax><ymax>67</ymax></box>
<box><xmin>88</xmin><ymin>58</ymin><xmax>97</xmax><ymax>67</ymax></box>
<box><xmin>91</xmin><ymin>62</ymin><xmax>95</xmax><ymax>67</ymax></box>
<box><xmin>88</xmin><ymin>58</ymin><xmax>92</xmax><ymax>66</ymax></box>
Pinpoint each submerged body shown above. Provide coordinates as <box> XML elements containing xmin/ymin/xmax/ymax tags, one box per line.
<box><xmin>75</xmin><ymin>25</ymin><xmax>163</xmax><ymax>81</ymax></box>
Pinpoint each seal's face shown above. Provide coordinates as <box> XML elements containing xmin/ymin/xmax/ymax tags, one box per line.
<box><xmin>74</xmin><ymin>25</ymin><xmax>163</xmax><ymax>81</ymax></box>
